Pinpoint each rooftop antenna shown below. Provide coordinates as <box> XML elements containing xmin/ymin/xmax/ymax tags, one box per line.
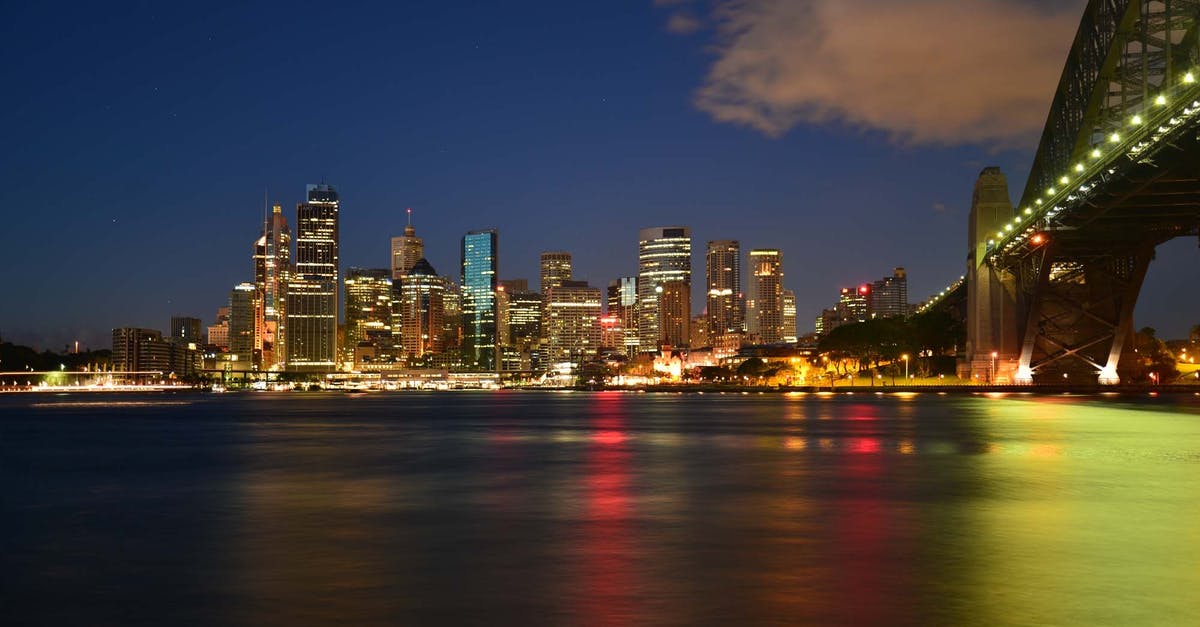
<box><xmin>407</xmin><ymin>207</ymin><xmax>412</xmax><ymax>227</ymax></box>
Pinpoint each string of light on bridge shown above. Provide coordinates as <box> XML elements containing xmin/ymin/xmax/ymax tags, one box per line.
<box><xmin>914</xmin><ymin>275</ymin><xmax>965</xmax><ymax>315</ymax></box>
<box><xmin>987</xmin><ymin>70</ymin><xmax>1200</xmax><ymax>257</ymax></box>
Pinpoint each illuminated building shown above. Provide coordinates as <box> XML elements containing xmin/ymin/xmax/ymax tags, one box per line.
<box><xmin>782</xmin><ymin>289</ymin><xmax>797</xmax><ymax>343</ymax></box>
<box><xmin>657</xmin><ymin>279</ymin><xmax>690</xmax><ymax>348</ymax></box>
<box><xmin>540</xmin><ymin>251</ymin><xmax>572</xmax><ymax>292</ymax></box>
<box><xmin>111</xmin><ymin>327</ymin><xmax>172</xmax><ymax>378</ymax></box>
<box><xmin>600</xmin><ymin>313</ymin><xmax>623</xmax><ymax>350</ymax></box>
<box><xmin>841</xmin><ymin>284</ymin><xmax>871</xmax><ymax>322</ymax></box>
<box><xmin>499</xmin><ymin>278</ymin><xmax>529</xmax><ymax>293</ymax></box>
<box><xmin>253</xmin><ymin>204</ymin><xmax>292</xmax><ymax>369</ymax></box>
<box><xmin>344</xmin><ymin>268</ymin><xmax>393</xmax><ymax>364</ymax></box>
<box><xmin>399</xmin><ymin>258</ymin><xmax>445</xmax><ymax>359</ymax></box>
<box><xmin>441</xmin><ymin>277</ymin><xmax>462</xmax><ymax>354</ymax></box>
<box><xmin>170</xmin><ymin>317</ymin><xmax>202</xmax><ymax>344</ymax></box>
<box><xmin>607</xmin><ymin>276</ymin><xmax>640</xmax><ymax>356</ymax></box>
<box><xmin>168</xmin><ymin>317</ymin><xmax>202</xmax><ymax>378</ymax></box>
<box><xmin>390</xmin><ymin>208</ymin><xmax>424</xmax><ymax>279</ymax></box>
<box><xmin>637</xmin><ymin>226</ymin><xmax>691</xmax><ymax>353</ymax></box>
<box><xmin>286</xmin><ymin>183</ymin><xmax>339</xmax><ymax>371</ymax></box>
<box><xmin>747</xmin><ymin>249</ymin><xmax>784</xmax><ymax>343</ymax></box>
<box><xmin>706</xmin><ymin>240</ymin><xmax>744</xmax><ymax>335</ymax></box>
<box><xmin>229</xmin><ymin>282</ymin><xmax>259</xmax><ymax>370</ymax></box>
<box><xmin>461</xmin><ymin>229</ymin><xmax>498</xmax><ymax>371</ymax></box>
<box><xmin>871</xmin><ymin>267</ymin><xmax>909</xmax><ymax>319</ymax></box>
<box><xmin>543</xmin><ymin>280</ymin><xmax>602</xmax><ymax>364</ymax></box>
<box><xmin>690</xmin><ymin>314</ymin><xmax>710</xmax><ymax>348</ymax></box>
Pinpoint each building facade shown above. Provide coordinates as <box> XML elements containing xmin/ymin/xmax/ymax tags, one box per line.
<box><xmin>539</xmin><ymin>251</ymin><xmax>572</xmax><ymax>293</ymax></box>
<box><xmin>399</xmin><ymin>258</ymin><xmax>445</xmax><ymax>360</ymax></box>
<box><xmin>706</xmin><ymin>240</ymin><xmax>743</xmax><ymax>336</ymax></box>
<box><xmin>543</xmin><ymin>280</ymin><xmax>602</xmax><ymax>364</ymax></box>
<box><xmin>637</xmin><ymin>226</ymin><xmax>691</xmax><ymax>353</ymax></box>
<box><xmin>390</xmin><ymin>209</ymin><xmax>424</xmax><ymax>280</ymax></box>
<box><xmin>747</xmin><ymin>249</ymin><xmax>784</xmax><ymax>343</ymax></box>
<box><xmin>112</xmin><ymin>327</ymin><xmax>172</xmax><ymax>376</ymax></box>
<box><xmin>229</xmin><ymin>282</ymin><xmax>259</xmax><ymax>370</ymax></box>
<box><xmin>286</xmin><ymin>183</ymin><xmax>339</xmax><ymax>371</ymax></box>
<box><xmin>782</xmin><ymin>289</ymin><xmax>797</xmax><ymax>343</ymax></box>
<box><xmin>658</xmin><ymin>279</ymin><xmax>691</xmax><ymax>348</ymax></box>
<box><xmin>461</xmin><ymin>230</ymin><xmax>498</xmax><ymax>370</ymax></box>
<box><xmin>253</xmin><ymin>204</ymin><xmax>292</xmax><ymax>369</ymax></box>
<box><xmin>344</xmin><ymin>268</ymin><xmax>393</xmax><ymax>365</ymax></box>
<box><xmin>871</xmin><ymin>267</ymin><xmax>909</xmax><ymax>319</ymax></box>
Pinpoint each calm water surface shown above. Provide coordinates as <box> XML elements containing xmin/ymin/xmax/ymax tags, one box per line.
<box><xmin>3</xmin><ymin>391</ymin><xmax>1200</xmax><ymax>625</ymax></box>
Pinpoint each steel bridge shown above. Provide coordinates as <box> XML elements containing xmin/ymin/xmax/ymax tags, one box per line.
<box><xmin>958</xmin><ymin>0</ymin><xmax>1200</xmax><ymax>384</ymax></box>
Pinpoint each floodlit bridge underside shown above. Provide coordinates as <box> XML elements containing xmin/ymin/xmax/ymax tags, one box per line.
<box><xmin>966</xmin><ymin>0</ymin><xmax>1200</xmax><ymax>384</ymax></box>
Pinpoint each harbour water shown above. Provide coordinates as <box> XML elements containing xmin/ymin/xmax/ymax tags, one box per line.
<box><xmin>4</xmin><ymin>391</ymin><xmax>1200</xmax><ymax>625</ymax></box>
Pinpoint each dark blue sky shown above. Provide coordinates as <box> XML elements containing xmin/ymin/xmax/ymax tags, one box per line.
<box><xmin>2</xmin><ymin>1</ymin><xmax>1196</xmax><ymax>350</ymax></box>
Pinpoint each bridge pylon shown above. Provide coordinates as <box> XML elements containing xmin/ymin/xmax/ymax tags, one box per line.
<box><xmin>964</xmin><ymin>168</ymin><xmax>1021</xmax><ymax>383</ymax></box>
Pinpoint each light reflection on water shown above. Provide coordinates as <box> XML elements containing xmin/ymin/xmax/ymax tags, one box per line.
<box><xmin>3</xmin><ymin>391</ymin><xmax>1200</xmax><ymax>625</ymax></box>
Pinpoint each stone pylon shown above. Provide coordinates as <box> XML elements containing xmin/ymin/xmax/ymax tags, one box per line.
<box><xmin>964</xmin><ymin>168</ymin><xmax>1020</xmax><ymax>383</ymax></box>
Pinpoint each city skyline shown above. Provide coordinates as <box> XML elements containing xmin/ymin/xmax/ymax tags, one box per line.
<box><xmin>3</xmin><ymin>1</ymin><xmax>1197</xmax><ymax>350</ymax></box>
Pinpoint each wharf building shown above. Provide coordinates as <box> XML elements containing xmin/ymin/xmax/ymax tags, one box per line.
<box><xmin>543</xmin><ymin>280</ymin><xmax>603</xmax><ymax>365</ymax></box>
<box><xmin>344</xmin><ymin>268</ymin><xmax>393</xmax><ymax>366</ymax></box>
<box><xmin>254</xmin><ymin>204</ymin><xmax>292</xmax><ymax>369</ymax></box>
<box><xmin>706</xmin><ymin>240</ymin><xmax>744</xmax><ymax>337</ymax></box>
<box><xmin>747</xmin><ymin>249</ymin><xmax>784</xmax><ymax>344</ymax></box>
<box><xmin>461</xmin><ymin>230</ymin><xmax>499</xmax><ymax>371</ymax></box>
<box><xmin>637</xmin><ymin>226</ymin><xmax>691</xmax><ymax>354</ymax></box>
<box><xmin>286</xmin><ymin>183</ymin><xmax>339</xmax><ymax>371</ymax></box>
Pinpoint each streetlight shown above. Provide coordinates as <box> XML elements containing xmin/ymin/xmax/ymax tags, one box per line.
<box><xmin>990</xmin><ymin>351</ymin><xmax>998</xmax><ymax>384</ymax></box>
<box><xmin>901</xmin><ymin>354</ymin><xmax>909</xmax><ymax>384</ymax></box>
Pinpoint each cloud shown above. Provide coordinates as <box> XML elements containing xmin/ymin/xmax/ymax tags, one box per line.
<box><xmin>666</xmin><ymin>12</ymin><xmax>703</xmax><ymax>35</ymax></box>
<box><xmin>932</xmin><ymin>202</ymin><xmax>948</xmax><ymax>213</ymax></box>
<box><xmin>693</xmin><ymin>0</ymin><xmax>1084</xmax><ymax>147</ymax></box>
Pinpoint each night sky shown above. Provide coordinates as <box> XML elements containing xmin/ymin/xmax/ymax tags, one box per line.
<box><xmin>2</xmin><ymin>0</ymin><xmax>1197</xmax><ymax>350</ymax></box>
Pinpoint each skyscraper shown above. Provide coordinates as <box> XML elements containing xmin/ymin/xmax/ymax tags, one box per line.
<box><xmin>608</xmin><ymin>276</ymin><xmax>639</xmax><ymax>356</ymax></box>
<box><xmin>658</xmin><ymin>280</ymin><xmax>691</xmax><ymax>348</ymax></box>
<box><xmin>344</xmin><ymin>268</ymin><xmax>393</xmax><ymax>364</ymax></box>
<box><xmin>706</xmin><ymin>240</ymin><xmax>743</xmax><ymax>336</ymax></box>
<box><xmin>390</xmin><ymin>208</ymin><xmax>424</xmax><ymax>280</ymax></box>
<box><xmin>461</xmin><ymin>229</ymin><xmax>498</xmax><ymax>371</ymax></box>
<box><xmin>539</xmin><ymin>251</ymin><xmax>572</xmax><ymax>293</ymax></box>
<box><xmin>399</xmin><ymin>258</ymin><xmax>445</xmax><ymax>360</ymax></box>
<box><xmin>254</xmin><ymin>204</ymin><xmax>292</xmax><ymax>369</ymax></box>
<box><xmin>637</xmin><ymin>226</ymin><xmax>691</xmax><ymax>353</ymax></box>
<box><xmin>871</xmin><ymin>267</ymin><xmax>909</xmax><ymax>319</ymax></box>
<box><xmin>543</xmin><ymin>280</ymin><xmax>602</xmax><ymax>364</ymax></box>
<box><xmin>169</xmin><ymin>317</ymin><xmax>202</xmax><ymax>345</ymax></box>
<box><xmin>286</xmin><ymin>183</ymin><xmax>339</xmax><ymax>371</ymax></box>
<box><xmin>747</xmin><ymin>249</ymin><xmax>783</xmax><ymax>343</ymax></box>
<box><xmin>782</xmin><ymin>289</ymin><xmax>797</xmax><ymax>343</ymax></box>
<box><xmin>229</xmin><ymin>282</ymin><xmax>259</xmax><ymax>370</ymax></box>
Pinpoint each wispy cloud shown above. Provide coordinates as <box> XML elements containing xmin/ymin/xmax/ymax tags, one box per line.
<box><xmin>692</xmin><ymin>0</ymin><xmax>1083</xmax><ymax>147</ymax></box>
<box><xmin>666</xmin><ymin>12</ymin><xmax>703</xmax><ymax>35</ymax></box>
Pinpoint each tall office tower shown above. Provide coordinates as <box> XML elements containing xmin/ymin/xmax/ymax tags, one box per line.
<box><xmin>207</xmin><ymin>306</ymin><xmax>230</xmax><ymax>350</ymax></box>
<box><xmin>461</xmin><ymin>230</ymin><xmax>499</xmax><ymax>371</ymax></box>
<box><xmin>398</xmin><ymin>259</ymin><xmax>445</xmax><ymax>359</ymax></box>
<box><xmin>495</xmin><ymin>284</ymin><xmax>511</xmax><ymax>349</ymax></box>
<box><xmin>637</xmin><ymin>226</ymin><xmax>691</xmax><ymax>353</ymax></box>
<box><xmin>609</xmin><ymin>276</ymin><xmax>640</xmax><ymax>356</ymax></box>
<box><xmin>657</xmin><ymin>280</ymin><xmax>691</xmax><ymax>347</ymax></box>
<box><xmin>287</xmin><ymin>183</ymin><xmax>339</xmax><ymax>371</ymax></box>
<box><xmin>170</xmin><ymin>317</ymin><xmax>202</xmax><ymax>345</ymax></box>
<box><xmin>441</xmin><ymin>277</ymin><xmax>463</xmax><ymax>353</ymax></box>
<box><xmin>870</xmin><ymin>267</ymin><xmax>909</xmax><ymax>319</ymax></box>
<box><xmin>539</xmin><ymin>251</ymin><xmax>572</xmax><ymax>293</ymax></box>
<box><xmin>229</xmin><ymin>283</ymin><xmax>260</xmax><ymax>369</ymax></box>
<box><xmin>782</xmin><ymin>289</ymin><xmax>797</xmax><ymax>343</ymax></box>
<box><xmin>543</xmin><ymin>280</ymin><xmax>602</xmax><ymax>364</ymax></box>
<box><xmin>747</xmin><ymin>249</ymin><xmax>784</xmax><ymax>343</ymax></box>
<box><xmin>344</xmin><ymin>268</ymin><xmax>393</xmax><ymax>363</ymax></box>
<box><xmin>499</xmin><ymin>278</ymin><xmax>529</xmax><ymax>293</ymax></box>
<box><xmin>112</xmin><ymin>328</ymin><xmax>172</xmax><ymax>376</ymax></box>
<box><xmin>839</xmin><ymin>285</ymin><xmax>872</xmax><ymax>323</ymax></box>
<box><xmin>690</xmin><ymin>314</ymin><xmax>710</xmax><ymax>349</ymax></box>
<box><xmin>706</xmin><ymin>240</ymin><xmax>743</xmax><ymax>336</ymax></box>
<box><xmin>390</xmin><ymin>208</ymin><xmax>425</xmax><ymax>280</ymax></box>
<box><xmin>507</xmin><ymin>290</ymin><xmax>542</xmax><ymax>350</ymax></box>
<box><xmin>254</xmin><ymin>204</ymin><xmax>292</xmax><ymax>369</ymax></box>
